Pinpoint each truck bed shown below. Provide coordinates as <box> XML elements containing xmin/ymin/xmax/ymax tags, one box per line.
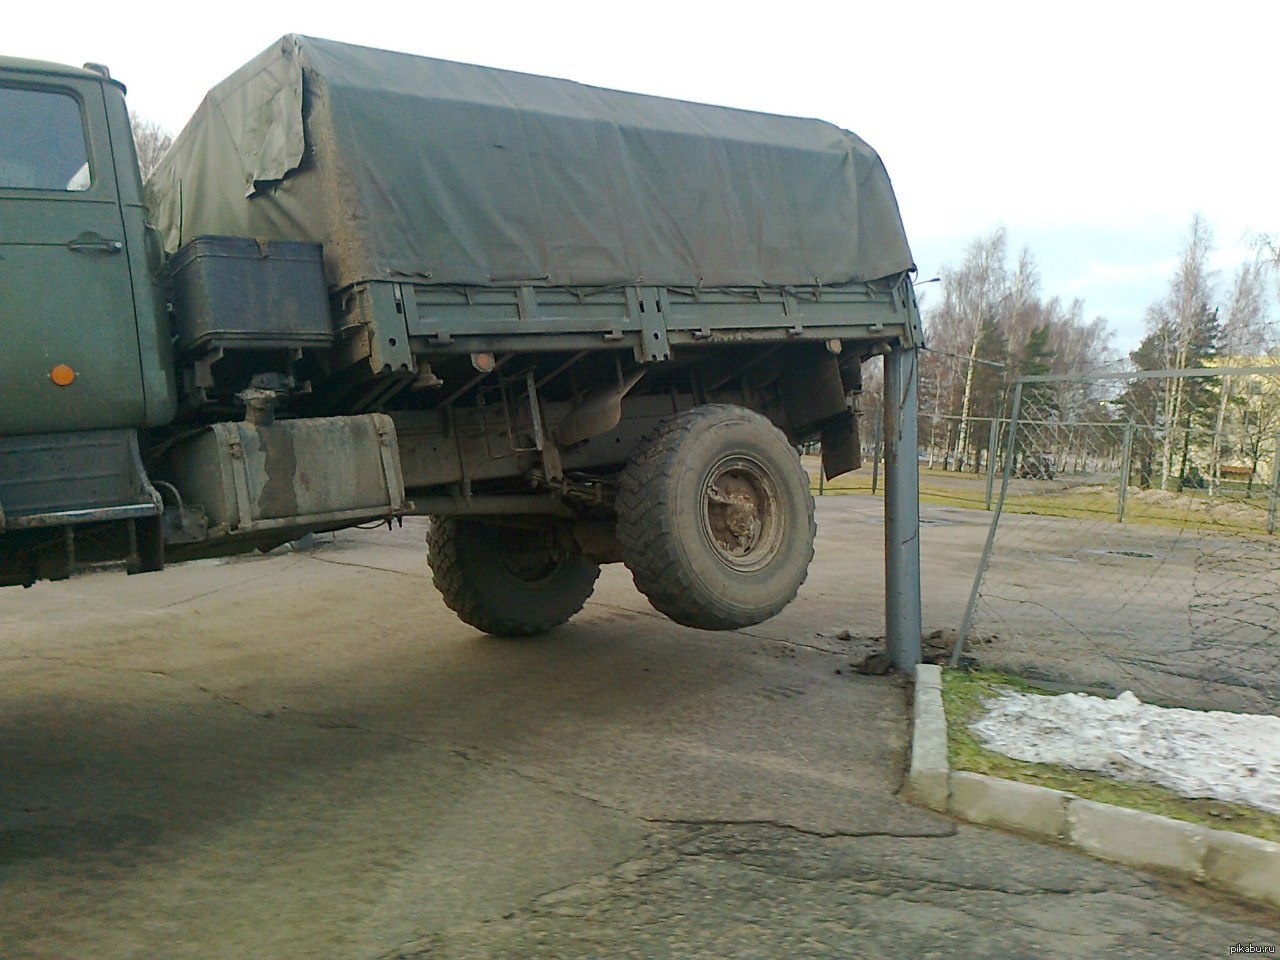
<box><xmin>337</xmin><ymin>275</ymin><xmax>921</xmax><ymax>371</ymax></box>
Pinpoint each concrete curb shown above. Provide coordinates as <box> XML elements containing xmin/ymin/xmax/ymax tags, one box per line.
<box><xmin>907</xmin><ymin>667</ymin><xmax>1280</xmax><ymax>909</ymax></box>
<box><xmin>907</xmin><ymin>664</ymin><xmax>949</xmax><ymax>812</ymax></box>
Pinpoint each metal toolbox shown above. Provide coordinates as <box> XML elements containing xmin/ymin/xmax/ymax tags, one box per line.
<box><xmin>169</xmin><ymin>236</ymin><xmax>333</xmax><ymax>355</ymax></box>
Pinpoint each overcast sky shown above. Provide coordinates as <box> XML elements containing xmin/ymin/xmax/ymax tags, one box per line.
<box><xmin>10</xmin><ymin>1</ymin><xmax>1277</xmax><ymax>353</ymax></box>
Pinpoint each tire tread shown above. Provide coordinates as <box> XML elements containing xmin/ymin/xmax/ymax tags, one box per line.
<box><xmin>616</xmin><ymin>404</ymin><xmax>816</xmax><ymax>630</ymax></box>
<box><xmin>427</xmin><ymin>517</ymin><xmax>599</xmax><ymax>636</ymax></box>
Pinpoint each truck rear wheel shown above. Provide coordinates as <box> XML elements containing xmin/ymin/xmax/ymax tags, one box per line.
<box><xmin>616</xmin><ymin>404</ymin><xmax>816</xmax><ymax>630</ymax></box>
<box><xmin>427</xmin><ymin>517</ymin><xmax>600</xmax><ymax>636</ymax></box>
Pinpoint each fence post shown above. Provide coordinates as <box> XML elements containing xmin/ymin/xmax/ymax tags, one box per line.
<box><xmin>953</xmin><ymin>381</ymin><xmax>1023</xmax><ymax>667</ymax></box>
<box><xmin>1118</xmin><ymin>422</ymin><xmax>1133</xmax><ymax>523</ymax></box>
<box><xmin>984</xmin><ymin>417</ymin><xmax>1000</xmax><ymax>510</ymax></box>
<box><xmin>1268</xmin><ymin>431</ymin><xmax>1280</xmax><ymax>536</ymax></box>
<box><xmin>871</xmin><ymin>415</ymin><xmax>883</xmax><ymax>496</ymax></box>
<box><xmin>883</xmin><ymin>346</ymin><xmax>922</xmax><ymax>673</ymax></box>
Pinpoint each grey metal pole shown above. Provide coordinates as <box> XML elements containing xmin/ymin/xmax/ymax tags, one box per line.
<box><xmin>1267</xmin><ymin>431</ymin><xmax>1280</xmax><ymax>536</ymax></box>
<box><xmin>884</xmin><ymin>345</ymin><xmax>922</xmax><ymax>673</ymax></box>
<box><xmin>1118</xmin><ymin>422</ymin><xmax>1133</xmax><ymax>523</ymax></box>
<box><xmin>952</xmin><ymin>381</ymin><xmax>1023</xmax><ymax>667</ymax></box>
<box><xmin>984</xmin><ymin>417</ymin><xmax>1000</xmax><ymax>510</ymax></box>
<box><xmin>871</xmin><ymin>415</ymin><xmax>883</xmax><ymax>496</ymax></box>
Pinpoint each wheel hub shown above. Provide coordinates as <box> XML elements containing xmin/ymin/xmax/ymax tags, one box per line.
<box><xmin>708</xmin><ymin>485</ymin><xmax>762</xmax><ymax>553</ymax></box>
<box><xmin>497</xmin><ymin>535</ymin><xmax>566</xmax><ymax>584</ymax></box>
<box><xmin>702</xmin><ymin>457</ymin><xmax>784</xmax><ymax>572</ymax></box>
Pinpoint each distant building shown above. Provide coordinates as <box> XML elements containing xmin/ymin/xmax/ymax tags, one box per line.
<box><xmin>1198</xmin><ymin>357</ymin><xmax>1280</xmax><ymax>490</ymax></box>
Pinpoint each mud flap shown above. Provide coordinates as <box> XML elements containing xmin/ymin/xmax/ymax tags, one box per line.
<box><xmin>820</xmin><ymin>410</ymin><xmax>861</xmax><ymax>480</ymax></box>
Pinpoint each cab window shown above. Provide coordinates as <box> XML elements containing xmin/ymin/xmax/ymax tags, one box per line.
<box><xmin>0</xmin><ymin>86</ymin><xmax>91</xmax><ymax>191</ymax></box>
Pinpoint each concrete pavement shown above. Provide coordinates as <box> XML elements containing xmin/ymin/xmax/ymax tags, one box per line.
<box><xmin>1</xmin><ymin>499</ymin><xmax>1274</xmax><ymax>958</ymax></box>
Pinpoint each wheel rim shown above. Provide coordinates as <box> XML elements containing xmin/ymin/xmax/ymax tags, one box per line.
<box><xmin>699</xmin><ymin>454</ymin><xmax>785</xmax><ymax>573</ymax></box>
<box><xmin>496</xmin><ymin>539</ymin><xmax>567</xmax><ymax>585</ymax></box>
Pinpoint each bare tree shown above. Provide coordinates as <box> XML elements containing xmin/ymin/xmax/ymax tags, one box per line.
<box><xmin>1208</xmin><ymin>263</ymin><xmax>1270</xmax><ymax>491</ymax></box>
<box><xmin>1253</xmin><ymin>234</ymin><xmax>1280</xmax><ymax>346</ymax></box>
<box><xmin>1223</xmin><ymin>262</ymin><xmax>1271</xmax><ymax>356</ymax></box>
<box><xmin>1001</xmin><ymin>246</ymin><xmax>1041</xmax><ymax>363</ymax></box>
<box><xmin>935</xmin><ymin>229</ymin><xmax>1009</xmax><ymax>469</ymax></box>
<box><xmin>1255</xmin><ymin>232</ymin><xmax>1280</xmax><ymax>270</ymax></box>
<box><xmin>923</xmin><ymin>229</ymin><xmax>1115</xmax><ymax>471</ymax></box>
<box><xmin>129</xmin><ymin>113</ymin><xmax>173</xmax><ymax>181</ymax></box>
<box><xmin>1155</xmin><ymin>214</ymin><xmax>1217</xmax><ymax>489</ymax></box>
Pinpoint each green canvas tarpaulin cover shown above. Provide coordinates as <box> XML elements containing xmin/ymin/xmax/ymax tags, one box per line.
<box><xmin>148</xmin><ymin>35</ymin><xmax>914</xmax><ymax>292</ymax></box>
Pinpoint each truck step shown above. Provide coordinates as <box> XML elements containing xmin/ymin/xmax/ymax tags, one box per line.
<box><xmin>0</xmin><ymin>429</ymin><xmax>161</xmax><ymax>531</ymax></box>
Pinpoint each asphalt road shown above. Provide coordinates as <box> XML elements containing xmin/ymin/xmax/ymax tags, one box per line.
<box><xmin>1</xmin><ymin>498</ymin><xmax>1274</xmax><ymax>958</ymax></box>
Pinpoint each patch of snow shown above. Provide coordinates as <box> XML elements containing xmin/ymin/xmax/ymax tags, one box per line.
<box><xmin>970</xmin><ymin>689</ymin><xmax>1280</xmax><ymax>814</ymax></box>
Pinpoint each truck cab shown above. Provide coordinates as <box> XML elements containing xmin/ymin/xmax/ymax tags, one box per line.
<box><xmin>0</xmin><ymin>57</ymin><xmax>175</xmax><ymax>434</ymax></box>
<box><xmin>0</xmin><ymin>58</ymin><xmax>175</xmax><ymax>581</ymax></box>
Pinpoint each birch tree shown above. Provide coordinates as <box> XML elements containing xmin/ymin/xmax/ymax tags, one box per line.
<box><xmin>1209</xmin><ymin>262</ymin><xmax>1270</xmax><ymax>491</ymax></box>
<box><xmin>923</xmin><ymin>230</ymin><xmax>1114</xmax><ymax>470</ymax></box>
<box><xmin>935</xmin><ymin>229</ymin><xmax>1008</xmax><ymax>469</ymax></box>
<box><xmin>1154</xmin><ymin>214</ymin><xmax>1217</xmax><ymax>489</ymax></box>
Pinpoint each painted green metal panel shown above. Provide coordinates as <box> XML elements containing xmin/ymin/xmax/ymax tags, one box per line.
<box><xmin>392</xmin><ymin>276</ymin><xmax>914</xmax><ymax>349</ymax></box>
<box><xmin>0</xmin><ymin>73</ymin><xmax>151</xmax><ymax>434</ymax></box>
<box><xmin>102</xmin><ymin>79</ymin><xmax>176</xmax><ymax>427</ymax></box>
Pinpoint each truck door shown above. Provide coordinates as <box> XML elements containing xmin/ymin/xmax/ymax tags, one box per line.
<box><xmin>0</xmin><ymin>75</ymin><xmax>146</xmax><ymax>436</ymax></box>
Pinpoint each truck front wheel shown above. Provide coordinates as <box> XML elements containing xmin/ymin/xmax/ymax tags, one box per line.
<box><xmin>616</xmin><ymin>404</ymin><xmax>816</xmax><ymax>630</ymax></box>
<box><xmin>427</xmin><ymin>517</ymin><xmax>600</xmax><ymax>636</ymax></box>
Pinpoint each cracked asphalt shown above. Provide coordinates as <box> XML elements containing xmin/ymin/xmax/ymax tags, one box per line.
<box><xmin>1</xmin><ymin>499</ymin><xmax>1274</xmax><ymax>958</ymax></box>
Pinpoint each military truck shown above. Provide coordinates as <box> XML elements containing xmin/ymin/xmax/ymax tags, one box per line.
<box><xmin>0</xmin><ymin>35</ymin><xmax>920</xmax><ymax>635</ymax></box>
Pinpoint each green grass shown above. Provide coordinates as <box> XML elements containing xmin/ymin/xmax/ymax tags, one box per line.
<box><xmin>942</xmin><ymin>668</ymin><xmax>1280</xmax><ymax>843</ymax></box>
<box><xmin>806</xmin><ymin>464</ymin><xmax>1274</xmax><ymax>534</ymax></box>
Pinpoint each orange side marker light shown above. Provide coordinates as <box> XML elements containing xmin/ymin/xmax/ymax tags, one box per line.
<box><xmin>50</xmin><ymin>364</ymin><xmax>77</xmax><ymax>386</ymax></box>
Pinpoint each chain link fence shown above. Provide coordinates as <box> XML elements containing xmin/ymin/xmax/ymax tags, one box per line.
<box><xmin>952</xmin><ymin>367</ymin><xmax>1280</xmax><ymax>713</ymax></box>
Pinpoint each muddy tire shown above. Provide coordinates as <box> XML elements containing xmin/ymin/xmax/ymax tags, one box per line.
<box><xmin>427</xmin><ymin>517</ymin><xmax>600</xmax><ymax>636</ymax></box>
<box><xmin>616</xmin><ymin>404</ymin><xmax>816</xmax><ymax>630</ymax></box>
